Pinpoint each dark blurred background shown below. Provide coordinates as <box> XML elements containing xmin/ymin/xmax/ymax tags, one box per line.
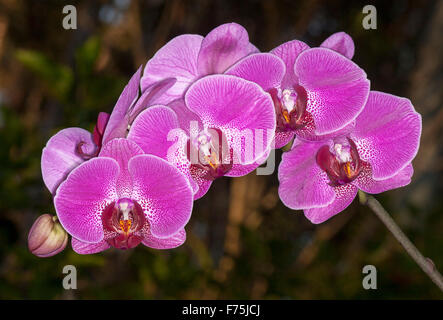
<box><xmin>0</xmin><ymin>0</ymin><xmax>442</xmax><ymax>299</ymax></box>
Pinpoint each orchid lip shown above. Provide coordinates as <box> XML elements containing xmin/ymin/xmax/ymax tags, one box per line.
<box><xmin>316</xmin><ymin>137</ymin><xmax>362</xmax><ymax>186</ymax></box>
<box><xmin>269</xmin><ymin>84</ymin><xmax>308</xmax><ymax>132</ymax></box>
<box><xmin>186</xmin><ymin>127</ymin><xmax>233</xmax><ymax>180</ymax></box>
<box><xmin>101</xmin><ymin>198</ymin><xmax>147</xmax><ymax>250</ymax></box>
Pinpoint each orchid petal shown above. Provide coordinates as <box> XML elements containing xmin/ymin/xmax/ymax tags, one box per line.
<box><xmin>128</xmin><ymin>77</ymin><xmax>177</xmax><ymax>122</ymax></box>
<box><xmin>127</xmin><ymin>106</ymin><xmax>179</xmax><ymax>160</ymax></box>
<box><xmin>42</xmin><ymin>127</ymin><xmax>97</xmax><ymax>194</ymax></box>
<box><xmin>93</xmin><ymin>112</ymin><xmax>110</xmax><ymax>146</ymax></box>
<box><xmin>320</xmin><ymin>32</ymin><xmax>355</xmax><ymax>59</ymax></box>
<box><xmin>226</xmin><ymin>53</ymin><xmax>285</xmax><ymax>91</ymax></box>
<box><xmin>141</xmin><ymin>34</ymin><xmax>203</xmax><ymax>102</ymax></box>
<box><xmin>227</xmin><ymin>132</ymin><xmax>273</xmax><ymax>176</ymax></box>
<box><xmin>353</xmin><ymin>163</ymin><xmax>413</xmax><ymax>194</ymax></box>
<box><xmin>297</xmin><ymin>120</ymin><xmax>356</xmax><ymax>142</ymax></box>
<box><xmin>226</xmin><ymin>150</ymin><xmax>269</xmax><ymax>177</ymax></box>
<box><xmin>304</xmin><ymin>184</ymin><xmax>357</xmax><ymax>224</ymax></box>
<box><xmin>129</xmin><ymin>155</ymin><xmax>193</xmax><ymax>238</ymax></box>
<box><xmin>167</xmin><ymin>98</ymin><xmax>203</xmax><ymax>135</ymax></box>
<box><xmin>278</xmin><ymin>139</ymin><xmax>335</xmax><ymax>210</ymax></box>
<box><xmin>270</xmin><ymin>39</ymin><xmax>310</xmax><ymax>88</ymax></box>
<box><xmin>197</xmin><ymin>23</ymin><xmax>258</xmax><ymax>75</ymax></box>
<box><xmin>71</xmin><ymin>237</ymin><xmax>110</xmax><ymax>254</ymax></box>
<box><xmin>127</xmin><ymin>106</ymin><xmax>199</xmax><ymax>194</ymax></box>
<box><xmin>99</xmin><ymin>138</ymin><xmax>144</xmax><ymax>198</ymax></box>
<box><xmin>102</xmin><ymin>66</ymin><xmax>142</xmax><ymax>144</ymax></box>
<box><xmin>192</xmin><ymin>179</ymin><xmax>213</xmax><ymax>200</ymax></box>
<box><xmin>54</xmin><ymin>158</ymin><xmax>119</xmax><ymax>243</ymax></box>
<box><xmin>185</xmin><ymin>75</ymin><xmax>276</xmax><ymax>165</ymax></box>
<box><xmin>295</xmin><ymin>47</ymin><xmax>370</xmax><ymax>135</ymax></box>
<box><xmin>142</xmin><ymin>228</ymin><xmax>186</xmax><ymax>249</ymax></box>
<box><xmin>352</xmin><ymin>91</ymin><xmax>422</xmax><ymax>180</ymax></box>
<box><xmin>275</xmin><ymin>131</ymin><xmax>296</xmax><ymax>149</ymax></box>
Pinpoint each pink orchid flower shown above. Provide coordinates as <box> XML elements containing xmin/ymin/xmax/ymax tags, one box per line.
<box><xmin>141</xmin><ymin>23</ymin><xmax>258</xmax><ymax>104</ymax></box>
<box><xmin>128</xmin><ymin>74</ymin><xmax>276</xmax><ymax>199</ymax></box>
<box><xmin>278</xmin><ymin>91</ymin><xmax>422</xmax><ymax>223</ymax></box>
<box><xmin>226</xmin><ymin>32</ymin><xmax>369</xmax><ymax>148</ymax></box>
<box><xmin>54</xmin><ymin>138</ymin><xmax>193</xmax><ymax>254</ymax></box>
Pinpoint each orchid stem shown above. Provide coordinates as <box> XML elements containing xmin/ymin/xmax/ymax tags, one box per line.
<box><xmin>358</xmin><ymin>190</ymin><xmax>443</xmax><ymax>292</ymax></box>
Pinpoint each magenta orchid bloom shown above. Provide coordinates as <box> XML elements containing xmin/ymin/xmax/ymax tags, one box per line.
<box><xmin>278</xmin><ymin>91</ymin><xmax>422</xmax><ymax>224</ymax></box>
<box><xmin>36</xmin><ymin>23</ymin><xmax>425</xmax><ymax>260</ymax></box>
<box><xmin>41</xmin><ymin>66</ymin><xmax>175</xmax><ymax>194</ymax></box>
<box><xmin>226</xmin><ymin>32</ymin><xmax>369</xmax><ymax>148</ymax></box>
<box><xmin>54</xmin><ymin>138</ymin><xmax>193</xmax><ymax>254</ymax></box>
<box><xmin>128</xmin><ymin>74</ymin><xmax>276</xmax><ymax>199</ymax></box>
<box><xmin>141</xmin><ymin>23</ymin><xmax>258</xmax><ymax>104</ymax></box>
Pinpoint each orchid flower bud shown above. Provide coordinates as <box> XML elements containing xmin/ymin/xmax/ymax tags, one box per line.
<box><xmin>28</xmin><ymin>214</ymin><xmax>68</xmax><ymax>257</ymax></box>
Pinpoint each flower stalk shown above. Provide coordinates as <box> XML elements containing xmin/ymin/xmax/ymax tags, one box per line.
<box><xmin>358</xmin><ymin>190</ymin><xmax>443</xmax><ymax>292</ymax></box>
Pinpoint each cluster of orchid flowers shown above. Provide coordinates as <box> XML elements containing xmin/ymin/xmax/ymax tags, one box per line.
<box><xmin>28</xmin><ymin>23</ymin><xmax>421</xmax><ymax>257</ymax></box>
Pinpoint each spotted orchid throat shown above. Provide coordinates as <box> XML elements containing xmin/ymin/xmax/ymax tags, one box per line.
<box><xmin>269</xmin><ymin>85</ymin><xmax>308</xmax><ymax>132</ymax></box>
<box><xmin>316</xmin><ymin>138</ymin><xmax>362</xmax><ymax>186</ymax></box>
<box><xmin>187</xmin><ymin>128</ymin><xmax>233</xmax><ymax>181</ymax></box>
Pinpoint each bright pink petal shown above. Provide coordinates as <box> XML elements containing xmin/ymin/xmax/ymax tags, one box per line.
<box><xmin>167</xmin><ymin>98</ymin><xmax>203</xmax><ymax>135</ymax></box>
<box><xmin>225</xmin><ymin>53</ymin><xmax>285</xmax><ymax>91</ymax></box>
<box><xmin>71</xmin><ymin>237</ymin><xmax>110</xmax><ymax>254</ymax></box>
<box><xmin>141</xmin><ymin>34</ymin><xmax>203</xmax><ymax>102</ymax></box>
<box><xmin>294</xmin><ymin>48</ymin><xmax>369</xmax><ymax>135</ymax></box>
<box><xmin>352</xmin><ymin>91</ymin><xmax>422</xmax><ymax>180</ymax></box>
<box><xmin>126</xmin><ymin>106</ymin><xmax>199</xmax><ymax>194</ymax></box>
<box><xmin>54</xmin><ymin>158</ymin><xmax>119</xmax><ymax>243</ymax></box>
<box><xmin>353</xmin><ymin>163</ymin><xmax>413</xmax><ymax>194</ymax></box>
<box><xmin>93</xmin><ymin>112</ymin><xmax>110</xmax><ymax>146</ymax></box>
<box><xmin>185</xmin><ymin>75</ymin><xmax>276</xmax><ymax>165</ymax></box>
<box><xmin>41</xmin><ymin>127</ymin><xmax>97</xmax><ymax>194</ymax></box>
<box><xmin>142</xmin><ymin>228</ymin><xmax>186</xmax><ymax>249</ymax></box>
<box><xmin>226</xmin><ymin>149</ymin><xmax>270</xmax><ymax>177</ymax></box>
<box><xmin>320</xmin><ymin>32</ymin><xmax>355</xmax><ymax>59</ymax></box>
<box><xmin>275</xmin><ymin>131</ymin><xmax>296</xmax><ymax>149</ymax></box>
<box><xmin>278</xmin><ymin>139</ymin><xmax>335</xmax><ymax>210</ymax></box>
<box><xmin>99</xmin><ymin>138</ymin><xmax>144</xmax><ymax>198</ymax></box>
<box><xmin>127</xmin><ymin>106</ymin><xmax>179</xmax><ymax>160</ymax></box>
<box><xmin>193</xmin><ymin>179</ymin><xmax>213</xmax><ymax>200</ymax></box>
<box><xmin>165</xmin><ymin>154</ymin><xmax>214</xmax><ymax>200</ymax></box>
<box><xmin>97</xmin><ymin>112</ymin><xmax>110</xmax><ymax>133</ymax></box>
<box><xmin>197</xmin><ymin>23</ymin><xmax>258</xmax><ymax>75</ymax></box>
<box><xmin>102</xmin><ymin>66</ymin><xmax>142</xmax><ymax>144</ymax></box>
<box><xmin>227</xmin><ymin>133</ymin><xmax>273</xmax><ymax>176</ymax></box>
<box><xmin>270</xmin><ymin>40</ymin><xmax>310</xmax><ymax>88</ymax></box>
<box><xmin>304</xmin><ymin>184</ymin><xmax>358</xmax><ymax>224</ymax></box>
<box><xmin>225</xmin><ymin>163</ymin><xmax>257</xmax><ymax>177</ymax></box>
<box><xmin>297</xmin><ymin>120</ymin><xmax>356</xmax><ymax>142</ymax></box>
<box><xmin>129</xmin><ymin>155</ymin><xmax>193</xmax><ymax>238</ymax></box>
<box><xmin>127</xmin><ymin>77</ymin><xmax>177</xmax><ymax>122</ymax></box>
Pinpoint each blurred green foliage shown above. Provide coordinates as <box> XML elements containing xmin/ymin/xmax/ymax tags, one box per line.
<box><xmin>16</xmin><ymin>49</ymin><xmax>73</xmax><ymax>101</ymax></box>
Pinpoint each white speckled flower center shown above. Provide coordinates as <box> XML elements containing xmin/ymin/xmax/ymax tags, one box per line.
<box><xmin>101</xmin><ymin>198</ymin><xmax>147</xmax><ymax>249</ymax></box>
<box><xmin>269</xmin><ymin>85</ymin><xmax>308</xmax><ymax>131</ymax></box>
<box><xmin>316</xmin><ymin>138</ymin><xmax>362</xmax><ymax>186</ymax></box>
<box><xmin>187</xmin><ymin>128</ymin><xmax>233</xmax><ymax>181</ymax></box>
